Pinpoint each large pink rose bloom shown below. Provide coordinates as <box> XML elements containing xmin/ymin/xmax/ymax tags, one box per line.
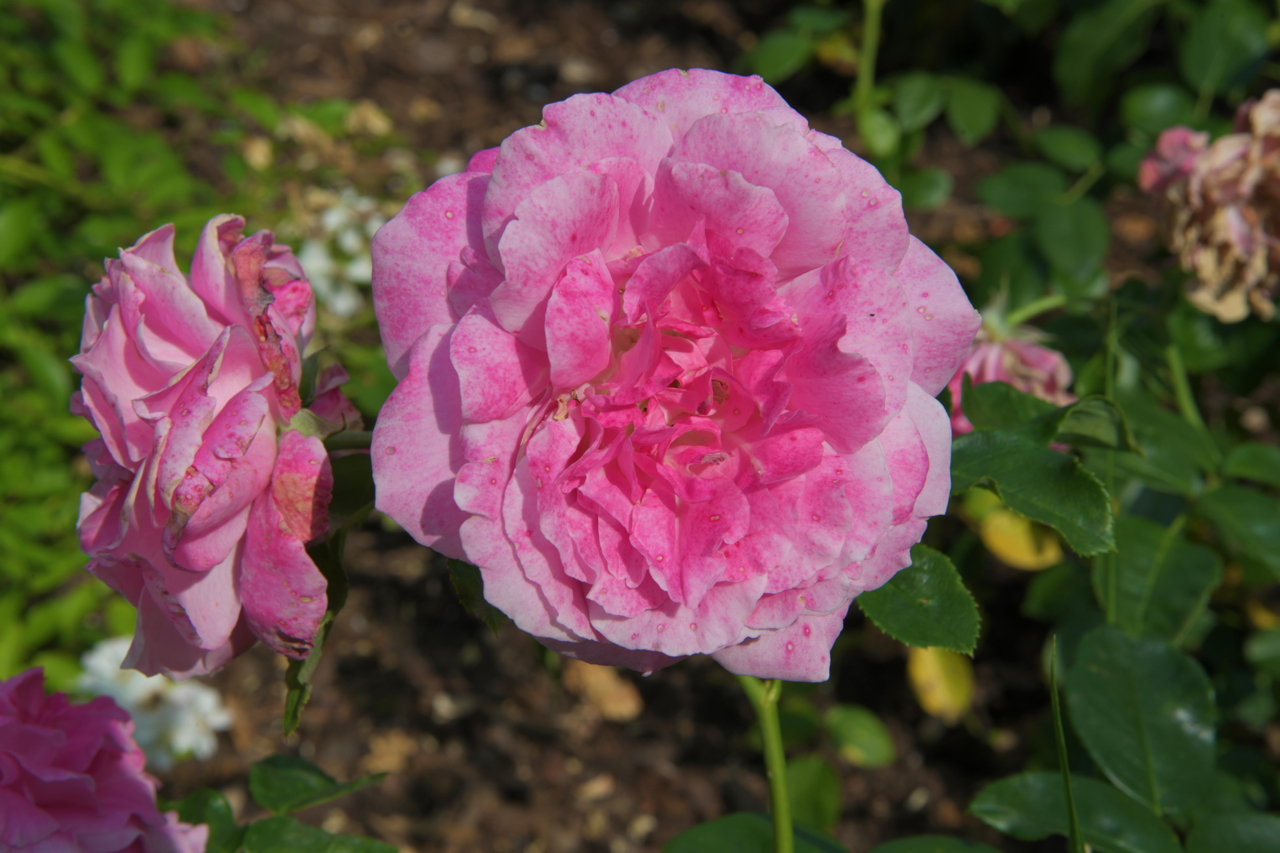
<box><xmin>371</xmin><ymin>69</ymin><xmax>979</xmax><ymax>681</ymax></box>
<box><xmin>0</xmin><ymin>668</ymin><xmax>207</xmax><ymax>853</ymax></box>
<box><xmin>74</xmin><ymin>216</ymin><xmax>358</xmax><ymax>679</ymax></box>
<box><xmin>946</xmin><ymin>334</ymin><xmax>1075</xmax><ymax>435</ymax></box>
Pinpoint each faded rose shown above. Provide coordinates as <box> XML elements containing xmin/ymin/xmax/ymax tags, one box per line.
<box><xmin>0</xmin><ymin>667</ymin><xmax>207</xmax><ymax>853</ymax></box>
<box><xmin>1140</xmin><ymin>92</ymin><xmax>1280</xmax><ymax>322</ymax></box>
<box><xmin>371</xmin><ymin>69</ymin><xmax>979</xmax><ymax>681</ymax></box>
<box><xmin>946</xmin><ymin>332</ymin><xmax>1075</xmax><ymax>435</ymax></box>
<box><xmin>74</xmin><ymin>216</ymin><xmax>359</xmax><ymax>679</ymax></box>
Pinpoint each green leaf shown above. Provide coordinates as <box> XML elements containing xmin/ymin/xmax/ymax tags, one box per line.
<box><xmin>945</xmin><ymin>78</ymin><xmax>1001</xmax><ymax>147</ymax></box>
<box><xmin>174</xmin><ymin>789</ymin><xmax>246</xmax><ymax>853</ymax></box>
<box><xmin>857</xmin><ymin>108</ymin><xmax>902</xmax><ymax>160</ymax></box>
<box><xmin>898</xmin><ymin>167</ymin><xmax>952</xmax><ymax>211</ymax></box>
<box><xmin>0</xmin><ymin>197</ymin><xmax>42</xmax><ymax>269</ymax></box>
<box><xmin>52</xmin><ymin>39</ymin><xmax>104</xmax><ymax>94</ymax></box>
<box><xmin>1223</xmin><ymin>442</ymin><xmax>1280</xmax><ymax>489</ymax></box>
<box><xmin>951</xmin><ymin>432</ymin><xmax>1114</xmax><ymax>556</ymax></box>
<box><xmin>1120</xmin><ymin>84</ymin><xmax>1197</xmax><ymax>136</ymax></box>
<box><xmin>787</xmin><ymin>6</ymin><xmax>851</xmax><ymax>34</ymax></box>
<box><xmin>1102</xmin><ymin>516</ymin><xmax>1221</xmax><ymax>646</ymax></box>
<box><xmin>970</xmin><ymin>772</ymin><xmax>1182</xmax><ymax>853</ymax></box>
<box><xmin>1196</xmin><ymin>485</ymin><xmax>1280</xmax><ymax>580</ymax></box>
<box><xmin>788</xmin><ymin>756</ymin><xmax>842</xmax><ymax>834</ymax></box>
<box><xmin>824</xmin><ymin>704</ymin><xmax>896</xmax><ymax>768</ymax></box>
<box><xmin>448</xmin><ymin>559</ymin><xmax>506</xmax><ymax>632</ymax></box>
<box><xmin>242</xmin><ymin>815</ymin><xmax>395</xmax><ymax>853</ymax></box>
<box><xmin>1066</xmin><ymin>626</ymin><xmax>1215</xmax><ymax>813</ymax></box>
<box><xmin>893</xmin><ymin>73</ymin><xmax>946</xmax><ymax>133</ymax></box>
<box><xmin>1036</xmin><ymin>127</ymin><xmax>1102</xmax><ymax>173</ymax></box>
<box><xmin>1179</xmin><ymin>0</ymin><xmax>1269</xmax><ymax>97</ymax></box>
<box><xmin>1034</xmin><ymin>198</ymin><xmax>1109</xmax><ymax>283</ymax></box>
<box><xmin>1113</xmin><ymin>391</ymin><xmax>1215</xmax><ymax>496</ymax></box>
<box><xmin>115</xmin><ymin>36</ymin><xmax>155</xmax><ymax>92</ymax></box>
<box><xmin>1187</xmin><ymin>814</ymin><xmax>1280</xmax><ymax>853</ymax></box>
<box><xmin>976</xmin><ymin>163</ymin><xmax>1068</xmax><ymax>219</ymax></box>
<box><xmin>231</xmin><ymin>88</ymin><xmax>282</xmax><ymax>131</ymax></box>
<box><xmin>857</xmin><ymin>545</ymin><xmax>980</xmax><ymax>653</ymax></box>
<box><xmin>870</xmin><ymin>838</ymin><xmax>1000</xmax><ymax>853</ymax></box>
<box><xmin>749</xmin><ymin>30</ymin><xmax>815</xmax><ymax>84</ymax></box>
<box><xmin>1052</xmin><ymin>0</ymin><xmax>1160</xmax><ymax>105</ymax></box>
<box><xmin>1243</xmin><ymin>630</ymin><xmax>1280</xmax><ymax>676</ymax></box>
<box><xmin>664</xmin><ymin>812</ymin><xmax>848</xmax><ymax>853</ymax></box>
<box><xmin>1055</xmin><ymin>398</ymin><xmax>1140</xmax><ymax>453</ymax></box>
<box><xmin>961</xmin><ymin>379</ymin><xmax>1057</xmax><ymax>434</ymax></box>
<box><xmin>249</xmin><ymin>755</ymin><xmax>385</xmax><ymax>816</ymax></box>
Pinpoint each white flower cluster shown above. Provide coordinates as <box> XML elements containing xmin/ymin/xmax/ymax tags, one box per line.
<box><xmin>77</xmin><ymin>637</ymin><xmax>232</xmax><ymax>771</ymax></box>
<box><xmin>295</xmin><ymin>188</ymin><xmax>387</xmax><ymax>318</ymax></box>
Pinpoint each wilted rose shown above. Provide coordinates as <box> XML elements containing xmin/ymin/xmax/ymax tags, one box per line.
<box><xmin>371</xmin><ymin>69</ymin><xmax>979</xmax><ymax>681</ymax></box>
<box><xmin>0</xmin><ymin>667</ymin><xmax>207</xmax><ymax>853</ymax></box>
<box><xmin>1140</xmin><ymin>91</ymin><xmax>1280</xmax><ymax>322</ymax></box>
<box><xmin>74</xmin><ymin>216</ymin><xmax>359</xmax><ymax>679</ymax></box>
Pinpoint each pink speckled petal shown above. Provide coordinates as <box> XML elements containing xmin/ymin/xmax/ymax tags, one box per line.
<box><xmin>905</xmin><ymin>382</ymin><xmax>952</xmax><ymax>518</ymax></box>
<box><xmin>837</xmin><ymin>439</ymin><xmax>894</xmax><ymax>565</ymax></box>
<box><xmin>614</xmin><ymin>68</ymin><xmax>803</xmax><ymax>140</ymax></box>
<box><xmin>621</xmin><ymin>240</ymin><xmax>706</xmax><ymax>323</ymax></box>
<box><xmin>854</xmin><ymin>517</ymin><xmax>927</xmax><ymax>594</ymax></box>
<box><xmin>240</xmin><ymin>487</ymin><xmax>328</xmax><ymax>660</ymax></box>
<box><xmin>188</xmin><ymin>214</ymin><xmax>251</xmax><ymax>329</ymax></box>
<box><xmin>809</xmin><ymin>140</ymin><xmax>910</xmax><ymax>272</ymax></box>
<box><xmin>491</xmin><ymin>170</ymin><xmax>620</xmax><ymax>346</ymax></box>
<box><xmin>895</xmin><ymin>237</ymin><xmax>981</xmax><ymax>396</ymax></box>
<box><xmin>588</xmin><ymin>573</ymin><xmax>767</xmax><ymax>657</ymax></box>
<box><xmin>372</xmin><ymin>173</ymin><xmax>486</xmax><ymax>377</ymax></box>
<box><xmin>545</xmin><ymin>252</ymin><xmax>617</xmax><ymax>389</ymax></box>
<box><xmin>649</xmin><ymin>159</ymin><xmax>789</xmax><ymax>256</ymax></box>
<box><xmin>371</xmin><ymin>326</ymin><xmax>469</xmax><ymax>558</ymax></box>
<box><xmin>711</xmin><ymin>604</ymin><xmax>849</xmax><ymax>682</ymax></box>
<box><xmin>875</xmin><ymin>399</ymin><xmax>929</xmax><ymax>525</ymax></box>
<box><xmin>483</xmin><ymin>92</ymin><xmax>672</xmax><ymax>249</ymax></box>
<box><xmin>449</xmin><ymin>304</ymin><xmax>549</xmax><ymax>422</ymax></box>
<box><xmin>123</xmin><ymin>594</ymin><xmax>254</xmax><ymax>680</ymax></box>
<box><xmin>673</xmin><ymin>113</ymin><xmax>846</xmax><ymax>279</ymax></box>
<box><xmin>119</xmin><ymin>236</ymin><xmax>222</xmax><ymax>365</ymax></box>
<box><xmin>140</xmin><ymin>546</ymin><xmax>242</xmax><ymax>652</ymax></box>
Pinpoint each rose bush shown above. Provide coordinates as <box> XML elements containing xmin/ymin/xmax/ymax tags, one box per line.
<box><xmin>946</xmin><ymin>331</ymin><xmax>1075</xmax><ymax>435</ymax></box>
<box><xmin>73</xmin><ymin>216</ymin><xmax>359</xmax><ymax>679</ymax></box>
<box><xmin>0</xmin><ymin>667</ymin><xmax>207</xmax><ymax>853</ymax></box>
<box><xmin>371</xmin><ymin>69</ymin><xmax>979</xmax><ymax>681</ymax></box>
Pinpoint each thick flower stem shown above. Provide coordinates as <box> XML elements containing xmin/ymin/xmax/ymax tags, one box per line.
<box><xmin>323</xmin><ymin>430</ymin><xmax>373</xmax><ymax>451</ymax></box>
<box><xmin>1002</xmin><ymin>293</ymin><xmax>1067</xmax><ymax>329</ymax></box>
<box><xmin>737</xmin><ymin>675</ymin><xmax>793</xmax><ymax>853</ymax></box>
<box><xmin>854</xmin><ymin>0</ymin><xmax>889</xmax><ymax>113</ymax></box>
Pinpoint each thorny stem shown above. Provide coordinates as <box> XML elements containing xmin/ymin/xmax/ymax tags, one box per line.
<box><xmin>737</xmin><ymin>676</ymin><xmax>793</xmax><ymax>853</ymax></box>
<box><xmin>854</xmin><ymin>0</ymin><xmax>889</xmax><ymax>113</ymax></box>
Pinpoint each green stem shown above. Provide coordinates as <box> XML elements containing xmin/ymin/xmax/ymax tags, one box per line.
<box><xmin>738</xmin><ymin>676</ymin><xmax>793</xmax><ymax>853</ymax></box>
<box><xmin>1102</xmin><ymin>300</ymin><xmax>1119</xmax><ymax>623</ymax></box>
<box><xmin>1004</xmin><ymin>293</ymin><xmax>1067</xmax><ymax>328</ymax></box>
<box><xmin>1164</xmin><ymin>343</ymin><xmax>1205</xmax><ymax>433</ymax></box>
<box><xmin>1060</xmin><ymin>161</ymin><xmax>1105</xmax><ymax>205</ymax></box>
<box><xmin>1050</xmin><ymin>638</ymin><xmax>1085</xmax><ymax>853</ymax></box>
<box><xmin>854</xmin><ymin>0</ymin><xmax>889</xmax><ymax>112</ymax></box>
<box><xmin>323</xmin><ymin>430</ymin><xmax>373</xmax><ymax>451</ymax></box>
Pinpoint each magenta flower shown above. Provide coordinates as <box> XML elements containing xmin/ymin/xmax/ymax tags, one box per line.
<box><xmin>371</xmin><ymin>69</ymin><xmax>979</xmax><ymax>681</ymax></box>
<box><xmin>0</xmin><ymin>668</ymin><xmax>207</xmax><ymax>853</ymax></box>
<box><xmin>946</xmin><ymin>334</ymin><xmax>1075</xmax><ymax>435</ymax></box>
<box><xmin>74</xmin><ymin>216</ymin><xmax>356</xmax><ymax>679</ymax></box>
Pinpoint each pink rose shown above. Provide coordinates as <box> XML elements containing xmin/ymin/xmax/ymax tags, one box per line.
<box><xmin>946</xmin><ymin>336</ymin><xmax>1075</xmax><ymax>435</ymax></box>
<box><xmin>371</xmin><ymin>69</ymin><xmax>979</xmax><ymax>681</ymax></box>
<box><xmin>0</xmin><ymin>668</ymin><xmax>207</xmax><ymax>853</ymax></box>
<box><xmin>73</xmin><ymin>216</ymin><xmax>357</xmax><ymax>679</ymax></box>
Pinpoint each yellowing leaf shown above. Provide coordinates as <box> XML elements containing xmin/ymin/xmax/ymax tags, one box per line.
<box><xmin>908</xmin><ymin>646</ymin><xmax>975</xmax><ymax>725</ymax></box>
<box><xmin>981</xmin><ymin>507</ymin><xmax>1063</xmax><ymax>570</ymax></box>
<box><xmin>1246</xmin><ymin>599</ymin><xmax>1280</xmax><ymax>631</ymax></box>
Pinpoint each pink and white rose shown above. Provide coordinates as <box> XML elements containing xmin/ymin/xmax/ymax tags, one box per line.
<box><xmin>946</xmin><ymin>333</ymin><xmax>1075</xmax><ymax>435</ymax></box>
<box><xmin>371</xmin><ymin>69</ymin><xmax>979</xmax><ymax>681</ymax></box>
<box><xmin>73</xmin><ymin>216</ymin><xmax>357</xmax><ymax>679</ymax></box>
<box><xmin>0</xmin><ymin>667</ymin><xmax>207</xmax><ymax>853</ymax></box>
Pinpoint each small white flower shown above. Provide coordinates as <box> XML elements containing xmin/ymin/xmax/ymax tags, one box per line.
<box><xmin>78</xmin><ymin>637</ymin><xmax>232</xmax><ymax>772</ymax></box>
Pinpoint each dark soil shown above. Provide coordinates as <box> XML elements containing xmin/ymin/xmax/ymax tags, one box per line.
<box><xmin>160</xmin><ymin>1</ymin><xmax>1168</xmax><ymax>850</ymax></box>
